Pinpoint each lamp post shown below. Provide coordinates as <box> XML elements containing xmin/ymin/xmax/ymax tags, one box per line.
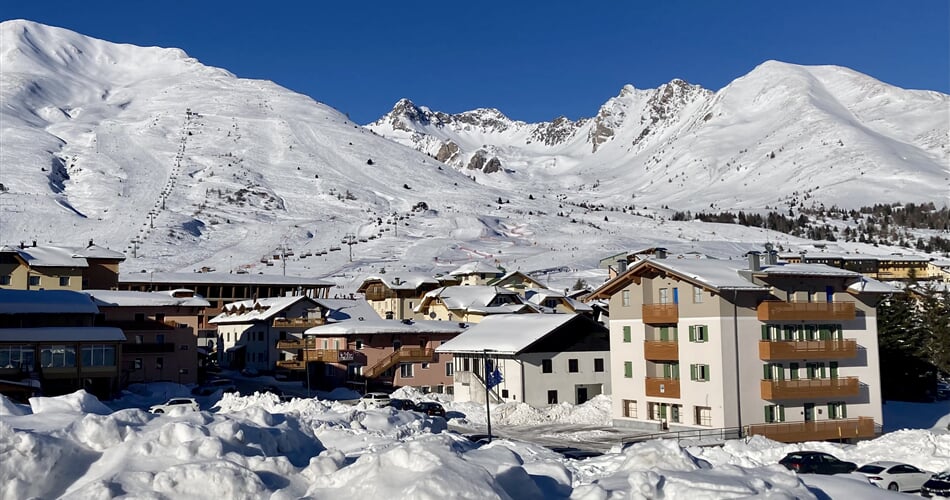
<box><xmin>306</xmin><ymin>360</ymin><xmax>311</xmax><ymax>398</ymax></box>
<box><xmin>483</xmin><ymin>349</ymin><xmax>497</xmax><ymax>443</ymax></box>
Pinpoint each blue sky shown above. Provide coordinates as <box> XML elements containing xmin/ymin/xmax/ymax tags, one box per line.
<box><xmin>3</xmin><ymin>1</ymin><xmax>948</xmax><ymax>124</ymax></box>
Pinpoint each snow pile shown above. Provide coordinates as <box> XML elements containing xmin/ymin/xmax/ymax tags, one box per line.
<box><xmin>3</xmin><ymin>389</ymin><xmax>950</xmax><ymax>499</ymax></box>
<box><xmin>446</xmin><ymin>394</ymin><xmax>612</xmax><ymax>427</ymax></box>
<box><xmin>0</xmin><ymin>395</ymin><xmax>30</xmax><ymax>416</ymax></box>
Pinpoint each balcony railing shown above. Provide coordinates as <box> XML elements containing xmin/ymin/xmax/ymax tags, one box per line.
<box><xmin>275</xmin><ymin>360</ymin><xmax>306</xmax><ymax>370</ymax></box>
<box><xmin>760</xmin><ymin>377</ymin><xmax>859</xmax><ymax>400</ymax></box>
<box><xmin>645</xmin><ymin>377</ymin><xmax>680</xmax><ymax>398</ymax></box>
<box><xmin>745</xmin><ymin>417</ymin><xmax>877</xmax><ymax>443</ymax></box>
<box><xmin>272</xmin><ymin>317</ymin><xmax>325</xmax><ymax>328</ymax></box>
<box><xmin>758</xmin><ymin>340</ymin><xmax>858</xmax><ymax>360</ymax></box>
<box><xmin>756</xmin><ymin>301</ymin><xmax>856</xmax><ymax>321</ymax></box>
<box><xmin>642</xmin><ymin>303</ymin><xmax>678</xmax><ymax>324</ymax></box>
<box><xmin>644</xmin><ymin>341</ymin><xmax>679</xmax><ymax>360</ymax></box>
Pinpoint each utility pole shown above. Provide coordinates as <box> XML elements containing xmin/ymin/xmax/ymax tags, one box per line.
<box><xmin>344</xmin><ymin>233</ymin><xmax>357</xmax><ymax>262</ymax></box>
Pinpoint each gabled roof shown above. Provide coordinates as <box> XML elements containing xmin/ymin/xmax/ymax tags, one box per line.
<box><xmin>756</xmin><ymin>263</ymin><xmax>862</xmax><ymax>279</ymax></box>
<box><xmin>85</xmin><ymin>289</ymin><xmax>211</xmax><ymax>308</ymax></box>
<box><xmin>587</xmin><ymin>257</ymin><xmax>768</xmax><ymax>300</ymax></box>
<box><xmin>305</xmin><ymin>318</ymin><xmax>469</xmax><ymax>336</ymax></box>
<box><xmin>449</xmin><ymin>261</ymin><xmax>504</xmax><ymax>276</ymax></box>
<box><xmin>525</xmin><ymin>289</ymin><xmax>593</xmax><ymax>312</ymax></box>
<box><xmin>0</xmin><ymin>289</ymin><xmax>100</xmax><ymax>314</ymax></box>
<box><xmin>416</xmin><ymin>286</ymin><xmax>533</xmax><ymax>315</ymax></box>
<box><xmin>435</xmin><ymin>313</ymin><xmax>588</xmax><ymax>355</ymax></box>
<box><xmin>209</xmin><ymin>296</ymin><xmax>319</xmax><ymax>324</ymax></box>
<box><xmin>0</xmin><ymin>243</ymin><xmax>126</xmax><ymax>267</ymax></box>
<box><xmin>487</xmin><ymin>270</ymin><xmax>546</xmax><ymax>289</ymax></box>
<box><xmin>313</xmin><ymin>298</ymin><xmax>380</xmax><ymax>322</ymax></box>
<box><xmin>356</xmin><ymin>273</ymin><xmax>440</xmax><ymax>292</ymax></box>
<box><xmin>847</xmin><ymin>277</ymin><xmax>902</xmax><ymax>294</ymax></box>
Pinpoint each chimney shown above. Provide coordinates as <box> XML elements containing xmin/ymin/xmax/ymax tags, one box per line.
<box><xmin>32</xmin><ymin>240</ymin><xmax>37</xmax><ymax>247</ymax></box>
<box><xmin>766</xmin><ymin>249</ymin><xmax>778</xmax><ymax>266</ymax></box>
<box><xmin>748</xmin><ymin>251</ymin><xmax>761</xmax><ymax>272</ymax></box>
<box><xmin>655</xmin><ymin>248</ymin><xmax>667</xmax><ymax>259</ymax></box>
<box><xmin>88</xmin><ymin>239</ymin><xmax>94</xmax><ymax>248</ymax></box>
<box><xmin>616</xmin><ymin>259</ymin><xmax>628</xmax><ymax>273</ymax></box>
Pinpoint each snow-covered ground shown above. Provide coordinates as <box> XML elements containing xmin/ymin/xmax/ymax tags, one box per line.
<box><xmin>2</xmin><ymin>386</ymin><xmax>947</xmax><ymax>499</ymax></box>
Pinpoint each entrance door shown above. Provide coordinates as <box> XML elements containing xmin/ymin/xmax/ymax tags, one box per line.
<box><xmin>804</xmin><ymin>403</ymin><xmax>815</xmax><ymax>422</ymax></box>
<box><xmin>576</xmin><ymin>386</ymin><xmax>588</xmax><ymax>405</ymax></box>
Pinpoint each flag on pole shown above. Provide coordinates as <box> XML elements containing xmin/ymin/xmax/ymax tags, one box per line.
<box><xmin>486</xmin><ymin>367</ymin><xmax>503</xmax><ymax>389</ymax></box>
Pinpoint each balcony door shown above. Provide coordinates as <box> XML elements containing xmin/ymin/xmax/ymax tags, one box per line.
<box><xmin>803</xmin><ymin>403</ymin><xmax>815</xmax><ymax>422</ymax></box>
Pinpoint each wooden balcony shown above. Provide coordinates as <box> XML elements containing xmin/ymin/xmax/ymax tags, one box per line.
<box><xmin>760</xmin><ymin>377</ymin><xmax>859</xmax><ymax>400</ymax></box>
<box><xmin>644</xmin><ymin>341</ymin><xmax>679</xmax><ymax>360</ymax></box>
<box><xmin>645</xmin><ymin>377</ymin><xmax>680</xmax><ymax>398</ymax></box>
<box><xmin>642</xmin><ymin>303</ymin><xmax>678</xmax><ymax>324</ymax></box>
<box><xmin>275</xmin><ymin>349</ymin><xmax>354</xmax><ymax>370</ymax></box>
<box><xmin>746</xmin><ymin>417</ymin><xmax>877</xmax><ymax>443</ymax></box>
<box><xmin>364</xmin><ymin>348</ymin><xmax>435</xmax><ymax>379</ymax></box>
<box><xmin>276</xmin><ymin>337</ymin><xmax>315</xmax><ymax>350</ymax></box>
<box><xmin>272</xmin><ymin>317</ymin><xmax>325</xmax><ymax>328</ymax></box>
<box><xmin>756</xmin><ymin>301</ymin><xmax>855</xmax><ymax>321</ymax></box>
<box><xmin>758</xmin><ymin>339</ymin><xmax>858</xmax><ymax>360</ymax></box>
<box><xmin>275</xmin><ymin>359</ymin><xmax>306</xmax><ymax>370</ymax></box>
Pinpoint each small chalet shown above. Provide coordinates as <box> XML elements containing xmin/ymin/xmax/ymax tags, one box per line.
<box><xmin>449</xmin><ymin>262</ymin><xmax>505</xmax><ymax>286</ymax></box>
<box><xmin>415</xmin><ymin>285</ymin><xmax>537</xmax><ymax>323</ymax></box>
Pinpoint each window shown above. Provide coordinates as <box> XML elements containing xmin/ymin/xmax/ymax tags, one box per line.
<box><xmin>568</xmin><ymin>359</ymin><xmax>579</xmax><ymax>373</ymax></box>
<box><xmin>0</xmin><ymin>275</ymin><xmax>10</xmax><ymax>285</ymax></box>
<box><xmin>28</xmin><ymin>275</ymin><xmax>40</xmax><ymax>286</ymax></box>
<box><xmin>542</xmin><ymin>359</ymin><xmax>553</xmax><ymax>373</ymax></box>
<box><xmin>670</xmin><ymin>404</ymin><xmax>681</xmax><ymax>423</ymax></box>
<box><xmin>462</xmin><ymin>358</ymin><xmax>470</xmax><ymax>372</ymax></box>
<box><xmin>621</xmin><ymin>290</ymin><xmax>630</xmax><ymax>307</ymax></box>
<box><xmin>134</xmin><ymin>358</ymin><xmax>143</xmax><ymax>370</ymax></box>
<box><xmin>624</xmin><ymin>361</ymin><xmax>633</xmax><ymax>378</ymax></box>
<box><xmin>693</xmin><ymin>286</ymin><xmax>703</xmax><ymax>303</ymax></box>
<box><xmin>0</xmin><ymin>345</ymin><xmax>34</xmax><ymax>370</ymax></box>
<box><xmin>689</xmin><ymin>325</ymin><xmax>708</xmax><ymax>342</ymax></box>
<box><xmin>827</xmin><ymin>401</ymin><xmax>847</xmax><ymax>420</ymax></box>
<box><xmin>764</xmin><ymin>404</ymin><xmax>786</xmax><ymax>423</ymax></box>
<box><xmin>156</xmin><ymin>357</ymin><xmax>164</xmax><ymax>370</ymax></box>
<box><xmin>622</xmin><ymin>326</ymin><xmax>631</xmax><ymax>343</ymax></box>
<box><xmin>40</xmin><ymin>345</ymin><xmax>76</xmax><ymax>368</ymax></box>
<box><xmin>690</xmin><ymin>364</ymin><xmax>710</xmax><ymax>382</ymax></box>
<box><xmin>659</xmin><ymin>288</ymin><xmax>669</xmax><ymax>304</ymax></box>
<box><xmin>622</xmin><ymin>399</ymin><xmax>637</xmax><ymax>418</ymax></box>
<box><xmin>134</xmin><ymin>335</ymin><xmax>144</xmax><ymax>344</ymax></box>
<box><xmin>763</xmin><ymin>363</ymin><xmax>784</xmax><ymax>380</ymax></box>
<box><xmin>648</xmin><ymin>402</ymin><xmax>666</xmax><ymax>420</ymax></box>
<box><xmin>445</xmin><ymin>362</ymin><xmax>454</xmax><ymax>377</ymax></box>
<box><xmin>594</xmin><ymin>358</ymin><xmax>605</xmax><ymax>372</ymax></box>
<box><xmin>695</xmin><ymin>406</ymin><xmax>712</xmax><ymax>426</ymax></box>
<box><xmin>355</xmin><ymin>340</ymin><xmax>363</xmax><ymax>350</ymax></box>
<box><xmin>400</xmin><ymin>363</ymin><xmax>414</xmax><ymax>378</ymax></box>
<box><xmin>806</xmin><ymin>362</ymin><xmax>826</xmax><ymax>379</ymax></box>
<box><xmin>547</xmin><ymin>390</ymin><xmax>558</xmax><ymax>404</ymax></box>
<box><xmin>789</xmin><ymin>362</ymin><xmax>799</xmax><ymax>380</ymax></box>
<box><xmin>421</xmin><ymin>362</ymin><xmax>430</xmax><ymax>369</ymax></box>
<box><xmin>59</xmin><ymin>276</ymin><xmax>70</xmax><ymax>287</ymax></box>
<box><xmin>81</xmin><ymin>345</ymin><xmax>116</xmax><ymax>367</ymax></box>
<box><xmin>156</xmin><ymin>334</ymin><xmax>165</xmax><ymax>345</ymax></box>
<box><xmin>501</xmin><ymin>389</ymin><xmax>509</xmax><ymax>398</ymax></box>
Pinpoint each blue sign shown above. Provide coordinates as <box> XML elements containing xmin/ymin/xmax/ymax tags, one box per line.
<box><xmin>486</xmin><ymin>367</ymin><xmax>503</xmax><ymax>389</ymax></box>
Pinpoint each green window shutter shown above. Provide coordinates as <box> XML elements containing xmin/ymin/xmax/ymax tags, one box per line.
<box><xmin>704</xmin><ymin>365</ymin><xmax>710</xmax><ymax>381</ymax></box>
<box><xmin>764</xmin><ymin>406</ymin><xmax>771</xmax><ymax>422</ymax></box>
<box><xmin>672</xmin><ymin>363</ymin><xmax>680</xmax><ymax>380</ymax></box>
<box><xmin>660</xmin><ymin>327</ymin><xmax>669</xmax><ymax>341</ymax></box>
<box><xmin>761</xmin><ymin>324</ymin><xmax>769</xmax><ymax>340</ymax></box>
<box><xmin>763</xmin><ymin>364</ymin><xmax>771</xmax><ymax>380</ymax></box>
<box><xmin>779</xmin><ymin>405</ymin><xmax>785</xmax><ymax>421</ymax></box>
<box><xmin>672</xmin><ymin>326</ymin><xmax>678</xmax><ymax>341</ymax></box>
<box><xmin>689</xmin><ymin>326</ymin><xmax>696</xmax><ymax>342</ymax></box>
<box><xmin>690</xmin><ymin>364</ymin><xmax>697</xmax><ymax>381</ymax></box>
<box><xmin>700</xmin><ymin>325</ymin><xmax>708</xmax><ymax>342</ymax></box>
<box><xmin>624</xmin><ymin>361</ymin><xmax>632</xmax><ymax>378</ymax></box>
<box><xmin>827</xmin><ymin>403</ymin><xmax>834</xmax><ymax>418</ymax></box>
<box><xmin>841</xmin><ymin>404</ymin><xmax>847</xmax><ymax>418</ymax></box>
<box><xmin>660</xmin><ymin>404</ymin><xmax>667</xmax><ymax>419</ymax></box>
<box><xmin>830</xmin><ymin>361</ymin><xmax>838</xmax><ymax>379</ymax></box>
<box><xmin>623</xmin><ymin>326</ymin><xmax>631</xmax><ymax>343</ymax></box>
<box><xmin>790</xmin><ymin>362</ymin><xmax>799</xmax><ymax>380</ymax></box>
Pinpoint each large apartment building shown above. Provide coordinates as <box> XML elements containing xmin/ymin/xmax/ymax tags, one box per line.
<box><xmin>587</xmin><ymin>251</ymin><xmax>896</xmax><ymax>443</ymax></box>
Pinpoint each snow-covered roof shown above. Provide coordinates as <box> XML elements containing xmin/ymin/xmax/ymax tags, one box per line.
<box><xmin>417</xmin><ymin>286</ymin><xmax>528</xmax><ymax>314</ymax></box>
<box><xmin>449</xmin><ymin>261</ymin><xmax>504</xmax><ymax>276</ymax></box>
<box><xmin>0</xmin><ymin>327</ymin><xmax>126</xmax><ymax>342</ymax></box>
<box><xmin>305</xmin><ymin>318</ymin><xmax>469</xmax><ymax>336</ymax></box>
<box><xmin>525</xmin><ymin>289</ymin><xmax>594</xmax><ymax>312</ymax></box>
<box><xmin>435</xmin><ymin>313</ymin><xmax>581</xmax><ymax>355</ymax></box>
<box><xmin>313</xmin><ymin>298</ymin><xmax>379</xmax><ymax>322</ymax></box>
<box><xmin>85</xmin><ymin>289</ymin><xmax>211</xmax><ymax>308</ymax></box>
<box><xmin>358</xmin><ymin>273</ymin><xmax>439</xmax><ymax>291</ymax></box>
<box><xmin>120</xmin><ymin>271</ymin><xmax>333</xmax><ymax>287</ymax></box>
<box><xmin>0</xmin><ymin>289</ymin><xmax>100</xmax><ymax>314</ymax></box>
<box><xmin>0</xmin><ymin>243</ymin><xmax>126</xmax><ymax>268</ymax></box>
<box><xmin>779</xmin><ymin>253</ymin><xmax>932</xmax><ymax>263</ymax></box>
<box><xmin>210</xmin><ymin>296</ymin><xmax>318</xmax><ymax>324</ymax></box>
<box><xmin>757</xmin><ymin>262</ymin><xmax>863</xmax><ymax>278</ymax></box>
<box><xmin>847</xmin><ymin>277</ymin><xmax>902</xmax><ymax>294</ymax></box>
<box><xmin>646</xmin><ymin>258</ymin><xmax>769</xmax><ymax>291</ymax></box>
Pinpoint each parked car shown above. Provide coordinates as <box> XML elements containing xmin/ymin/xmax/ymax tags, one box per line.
<box><xmin>922</xmin><ymin>471</ymin><xmax>950</xmax><ymax>497</ymax></box>
<box><xmin>857</xmin><ymin>461</ymin><xmax>933</xmax><ymax>492</ymax></box>
<box><xmin>149</xmin><ymin>398</ymin><xmax>199</xmax><ymax>414</ymax></box>
<box><xmin>389</xmin><ymin>398</ymin><xmax>417</xmax><ymax>411</ymax></box>
<box><xmin>414</xmin><ymin>401</ymin><xmax>446</xmax><ymax>417</ymax></box>
<box><xmin>779</xmin><ymin>451</ymin><xmax>857</xmax><ymax>474</ymax></box>
<box><xmin>360</xmin><ymin>392</ymin><xmax>391</xmax><ymax>408</ymax></box>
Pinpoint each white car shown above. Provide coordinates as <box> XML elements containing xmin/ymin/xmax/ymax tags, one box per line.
<box><xmin>149</xmin><ymin>398</ymin><xmax>200</xmax><ymax>414</ymax></box>
<box><xmin>360</xmin><ymin>392</ymin><xmax>391</xmax><ymax>408</ymax></box>
<box><xmin>856</xmin><ymin>461</ymin><xmax>933</xmax><ymax>492</ymax></box>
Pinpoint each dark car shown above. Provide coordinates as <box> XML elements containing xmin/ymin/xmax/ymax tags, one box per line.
<box><xmin>389</xmin><ymin>398</ymin><xmax>417</xmax><ymax>411</ymax></box>
<box><xmin>414</xmin><ymin>401</ymin><xmax>446</xmax><ymax>417</ymax></box>
<box><xmin>922</xmin><ymin>471</ymin><xmax>950</xmax><ymax>497</ymax></box>
<box><xmin>779</xmin><ymin>451</ymin><xmax>857</xmax><ymax>475</ymax></box>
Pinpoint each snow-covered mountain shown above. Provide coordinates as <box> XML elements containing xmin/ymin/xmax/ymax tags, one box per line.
<box><xmin>1</xmin><ymin>20</ymin><xmax>947</xmax><ymax>284</ymax></box>
<box><xmin>369</xmin><ymin>63</ymin><xmax>949</xmax><ymax>211</ymax></box>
